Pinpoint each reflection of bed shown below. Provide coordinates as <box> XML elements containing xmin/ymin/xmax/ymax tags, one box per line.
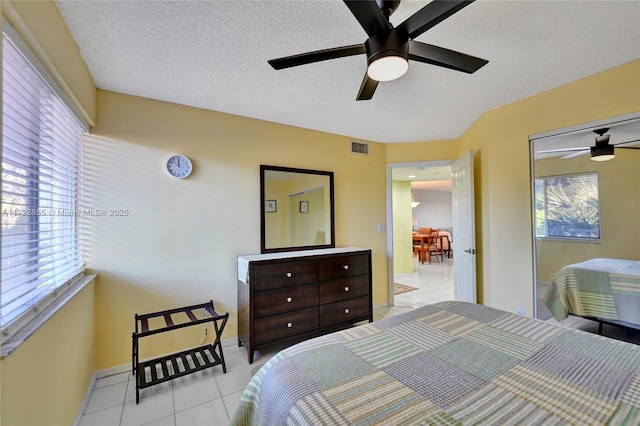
<box><xmin>544</xmin><ymin>258</ymin><xmax>640</xmax><ymax>330</ymax></box>
<box><xmin>232</xmin><ymin>301</ymin><xmax>640</xmax><ymax>425</ymax></box>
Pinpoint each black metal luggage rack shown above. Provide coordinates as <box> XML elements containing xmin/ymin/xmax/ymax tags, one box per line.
<box><xmin>132</xmin><ymin>300</ymin><xmax>229</xmax><ymax>403</ymax></box>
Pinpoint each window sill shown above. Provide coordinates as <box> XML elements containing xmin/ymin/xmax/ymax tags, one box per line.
<box><xmin>1</xmin><ymin>274</ymin><xmax>97</xmax><ymax>359</ymax></box>
<box><xmin>536</xmin><ymin>236</ymin><xmax>601</xmax><ymax>243</ymax></box>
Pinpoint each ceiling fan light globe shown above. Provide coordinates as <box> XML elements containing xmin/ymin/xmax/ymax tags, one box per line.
<box><xmin>367</xmin><ymin>56</ymin><xmax>408</xmax><ymax>82</ymax></box>
<box><xmin>590</xmin><ymin>144</ymin><xmax>615</xmax><ymax>161</ymax></box>
<box><xmin>590</xmin><ymin>154</ymin><xmax>615</xmax><ymax>162</ymax></box>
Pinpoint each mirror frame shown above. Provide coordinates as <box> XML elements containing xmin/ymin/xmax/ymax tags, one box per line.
<box><xmin>260</xmin><ymin>165</ymin><xmax>335</xmax><ymax>254</ymax></box>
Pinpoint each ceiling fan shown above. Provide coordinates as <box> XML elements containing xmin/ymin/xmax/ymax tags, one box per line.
<box><xmin>537</xmin><ymin>128</ymin><xmax>640</xmax><ymax>161</ymax></box>
<box><xmin>267</xmin><ymin>0</ymin><xmax>489</xmax><ymax>101</ymax></box>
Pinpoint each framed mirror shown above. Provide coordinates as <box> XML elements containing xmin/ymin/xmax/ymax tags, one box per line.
<box><xmin>260</xmin><ymin>165</ymin><xmax>335</xmax><ymax>254</ymax></box>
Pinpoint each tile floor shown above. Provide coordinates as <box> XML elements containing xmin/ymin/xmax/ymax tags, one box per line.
<box><xmin>77</xmin><ymin>254</ymin><xmax>637</xmax><ymax>425</ymax></box>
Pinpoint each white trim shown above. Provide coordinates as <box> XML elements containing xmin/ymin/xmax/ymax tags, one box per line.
<box><xmin>1</xmin><ymin>274</ymin><xmax>97</xmax><ymax>358</ymax></box>
<box><xmin>72</xmin><ymin>372</ymin><xmax>98</xmax><ymax>426</ymax></box>
<box><xmin>73</xmin><ymin>336</ymin><xmax>240</xmax><ymax>424</ymax></box>
<box><xmin>529</xmin><ymin>112</ymin><xmax>640</xmax><ymax>142</ymax></box>
<box><xmin>373</xmin><ymin>301</ymin><xmax>390</xmax><ymax>310</ymax></box>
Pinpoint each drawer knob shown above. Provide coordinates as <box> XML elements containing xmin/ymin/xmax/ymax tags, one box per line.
<box><xmin>286</xmin><ymin>272</ymin><xmax>292</xmax><ymax>278</ymax></box>
<box><xmin>344</xmin><ymin>308</ymin><xmax>350</xmax><ymax>314</ymax></box>
<box><xmin>342</xmin><ymin>265</ymin><xmax>349</xmax><ymax>270</ymax></box>
<box><xmin>344</xmin><ymin>286</ymin><xmax>350</xmax><ymax>292</ymax></box>
<box><xmin>286</xmin><ymin>297</ymin><xmax>292</xmax><ymax>303</ymax></box>
<box><xmin>287</xmin><ymin>322</ymin><xmax>293</xmax><ymax>328</ymax></box>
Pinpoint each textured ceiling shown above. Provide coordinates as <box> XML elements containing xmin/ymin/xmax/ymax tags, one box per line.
<box><xmin>55</xmin><ymin>0</ymin><xmax>640</xmax><ymax>144</ymax></box>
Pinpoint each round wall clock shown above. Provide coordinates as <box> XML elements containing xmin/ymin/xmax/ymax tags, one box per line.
<box><xmin>166</xmin><ymin>154</ymin><xmax>193</xmax><ymax>179</ymax></box>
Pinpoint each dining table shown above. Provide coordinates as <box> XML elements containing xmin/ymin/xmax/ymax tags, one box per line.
<box><xmin>412</xmin><ymin>232</ymin><xmax>445</xmax><ymax>264</ymax></box>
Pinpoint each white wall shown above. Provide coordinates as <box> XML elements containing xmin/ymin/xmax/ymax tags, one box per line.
<box><xmin>412</xmin><ymin>189</ymin><xmax>453</xmax><ymax>230</ymax></box>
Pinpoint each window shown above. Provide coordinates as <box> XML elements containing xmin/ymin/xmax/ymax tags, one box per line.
<box><xmin>1</xmin><ymin>27</ymin><xmax>86</xmax><ymax>337</ymax></box>
<box><xmin>534</xmin><ymin>172</ymin><xmax>600</xmax><ymax>239</ymax></box>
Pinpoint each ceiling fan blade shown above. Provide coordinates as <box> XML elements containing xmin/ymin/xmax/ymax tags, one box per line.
<box><xmin>408</xmin><ymin>41</ymin><xmax>488</xmax><ymax>73</ymax></box>
<box><xmin>617</xmin><ymin>147</ymin><xmax>640</xmax><ymax>150</ymax></box>
<box><xmin>561</xmin><ymin>150</ymin><xmax>589</xmax><ymax>159</ymax></box>
<box><xmin>356</xmin><ymin>72</ymin><xmax>379</xmax><ymax>101</ymax></box>
<box><xmin>613</xmin><ymin>138</ymin><xmax>640</xmax><ymax>147</ymax></box>
<box><xmin>397</xmin><ymin>0</ymin><xmax>475</xmax><ymax>40</ymax></box>
<box><xmin>343</xmin><ymin>0</ymin><xmax>391</xmax><ymax>37</ymax></box>
<box><xmin>536</xmin><ymin>147</ymin><xmax>590</xmax><ymax>154</ymax></box>
<box><xmin>268</xmin><ymin>44</ymin><xmax>365</xmax><ymax>70</ymax></box>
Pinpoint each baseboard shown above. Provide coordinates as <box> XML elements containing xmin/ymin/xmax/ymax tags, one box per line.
<box><xmin>73</xmin><ymin>336</ymin><xmax>238</xmax><ymax>424</ymax></box>
<box><xmin>373</xmin><ymin>301</ymin><xmax>390</xmax><ymax>310</ymax></box>
<box><xmin>72</xmin><ymin>372</ymin><xmax>98</xmax><ymax>426</ymax></box>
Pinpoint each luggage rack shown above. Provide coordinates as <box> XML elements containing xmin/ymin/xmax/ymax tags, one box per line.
<box><xmin>132</xmin><ymin>300</ymin><xmax>229</xmax><ymax>403</ymax></box>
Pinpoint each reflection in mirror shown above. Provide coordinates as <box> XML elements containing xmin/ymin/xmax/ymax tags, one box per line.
<box><xmin>530</xmin><ymin>113</ymin><xmax>640</xmax><ymax>321</ymax></box>
<box><xmin>260</xmin><ymin>165</ymin><xmax>335</xmax><ymax>253</ymax></box>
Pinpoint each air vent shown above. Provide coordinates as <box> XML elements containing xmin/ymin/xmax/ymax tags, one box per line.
<box><xmin>351</xmin><ymin>141</ymin><xmax>369</xmax><ymax>155</ymax></box>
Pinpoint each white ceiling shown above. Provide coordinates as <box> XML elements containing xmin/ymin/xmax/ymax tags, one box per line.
<box><xmin>55</xmin><ymin>0</ymin><xmax>640</xmax><ymax>144</ymax></box>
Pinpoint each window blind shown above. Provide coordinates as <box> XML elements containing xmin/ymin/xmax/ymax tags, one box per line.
<box><xmin>534</xmin><ymin>172</ymin><xmax>600</xmax><ymax>239</ymax></box>
<box><xmin>1</xmin><ymin>29</ymin><xmax>86</xmax><ymax>336</ymax></box>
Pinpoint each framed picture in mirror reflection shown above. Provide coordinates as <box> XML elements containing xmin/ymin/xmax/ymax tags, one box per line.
<box><xmin>265</xmin><ymin>200</ymin><xmax>277</xmax><ymax>213</ymax></box>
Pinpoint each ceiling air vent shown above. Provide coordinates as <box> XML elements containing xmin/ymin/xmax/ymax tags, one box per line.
<box><xmin>351</xmin><ymin>141</ymin><xmax>369</xmax><ymax>155</ymax></box>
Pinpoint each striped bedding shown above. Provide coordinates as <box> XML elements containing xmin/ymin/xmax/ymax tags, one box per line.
<box><xmin>232</xmin><ymin>301</ymin><xmax>640</xmax><ymax>425</ymax></box>
<box><xmin>544</xmin><ymin>258</ymin><xmax>640</xmax><ymax>326</ymax></box>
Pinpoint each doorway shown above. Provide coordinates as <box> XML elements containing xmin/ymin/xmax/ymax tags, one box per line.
<box><xmin>388</xmin><ymin>161</ymin><xmax>455</xmax><ymax>308</ymax></box>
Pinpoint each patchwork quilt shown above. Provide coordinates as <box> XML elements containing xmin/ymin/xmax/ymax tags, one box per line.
<box><xmin>544</xmin><ymin>258</ymin><xmax>640</xmax><ymax>326</ymax></box>
<box><xmin>232</xmin><ymin>301</ymin><xmax>640</xmax><ymax>425</ymax></box>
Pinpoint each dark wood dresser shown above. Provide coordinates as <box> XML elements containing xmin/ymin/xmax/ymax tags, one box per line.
<box><xmin>237</xmin><ymin>248</ymin><xmax>372</xmax><ymax>363</ymax></box>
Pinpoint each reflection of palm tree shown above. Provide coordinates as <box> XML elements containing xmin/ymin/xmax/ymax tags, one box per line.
<box><xmin>546</xmin><ymin>176</ymin><xmax>599</xmax><ymax>237</ymax></box>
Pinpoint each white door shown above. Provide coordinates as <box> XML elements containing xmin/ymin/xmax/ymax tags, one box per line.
<box><xmin>452</xmin><ymin>150</ymin><xmax>477</xmax><ymax>302</ymax></box>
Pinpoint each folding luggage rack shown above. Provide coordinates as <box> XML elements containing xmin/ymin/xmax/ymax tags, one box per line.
<box><xmin>132</xmin><ymin>300</ymin><xmax>229</xmax><ymax>403</ymax></box>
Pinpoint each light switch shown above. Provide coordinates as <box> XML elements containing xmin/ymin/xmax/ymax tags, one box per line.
<box><xmin>377</xmin><ymin>224</ymin><xmax>385</xmax><ymax>233</ymax></box>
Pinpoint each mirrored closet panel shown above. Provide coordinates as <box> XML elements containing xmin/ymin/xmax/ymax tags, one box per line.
<box><xmin>530</xmin><ymin>113</ymin><xmax>640</xmax><ymax>320</ymax></box>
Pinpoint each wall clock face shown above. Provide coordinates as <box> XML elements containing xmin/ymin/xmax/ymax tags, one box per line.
<box><xmin>166</xmin><ymin>155</ymin><xmax>193</xmax><ymax>179</ymax></box>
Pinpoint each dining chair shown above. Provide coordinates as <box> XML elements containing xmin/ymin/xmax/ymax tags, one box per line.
<box><xmin>427</xmin><ymin>229</ymin><xmax>443</xmax><ymax>263</ymax></box>
<box><xmin>413</xmin><ymin>228</ymin><xmax>431</xmax><ymax>264</ymax></box>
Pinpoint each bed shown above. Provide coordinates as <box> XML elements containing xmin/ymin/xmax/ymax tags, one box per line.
<box><xmin>544</xmin><ymin>258</ymin><xmax>640</xmax><ymax>330</ymax></box>
<box><xmin>232</xmin><ymin>301</ymin><xmax>640</xmax><ymax>425</ymax></box>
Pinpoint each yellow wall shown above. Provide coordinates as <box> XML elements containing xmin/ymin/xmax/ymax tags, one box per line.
<box><xmin>1</xmin><ymin>1</ymin><xmax>639</xmax><ymax>423</ymax></box>
<box><xmin>534</xmin><ymin>151</ymin><xmax>640</xmax><ymax>283</ymax></box>
<box><xmin>88</xmin><ymin>89</ymin><xmax>389</xmax><ymax>369</ymax></box>
<box><xmin>1</xmin><ymin>1</ymin><xmax>97</xmax><ymax>425</ymax></box>
<box><xmin>2</xmin><ymin>0</ymin><xmax>96</xmax><ymax>125</ymax></box>
<box><xmin>387</xmin><ymin>60</ymin><xmax>640</xmax><ymax>315</ymax></box>
<box><xmin>392</xmin><ymin>181</ymin><xmax>413</xmax><ymax>274</ymax></box>
<box><xmin>386</xmin><ymin>139</ymin><xmax>459</xmax><ymax>164</ymax></box>
<box><xmin>460</xmin><ymin>60</ymin><xmax>640</xmax><ymax>315</ymax></box>
<box><xmin>1</xmin><ymin>284</ymin><xmax>96</xmax><ymax>426</ymax></box>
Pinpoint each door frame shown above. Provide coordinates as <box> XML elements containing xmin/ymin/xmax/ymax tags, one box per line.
<box><xmin>386</xmin><ymin>160</ymin><xmax>453</xmax><ymax>306</ymax></box>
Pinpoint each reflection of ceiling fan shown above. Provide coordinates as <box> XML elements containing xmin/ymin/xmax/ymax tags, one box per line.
<box><xmin>267</xmin><ymin>0</ymin><xmax>489</xmax><ymax>101</ymax></box>
<box><xmin>537</xmin><ymin>128</ymin><xmax>640</xmax><ymax>161</ymax></box>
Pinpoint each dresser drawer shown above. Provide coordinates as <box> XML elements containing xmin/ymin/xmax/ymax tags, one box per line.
<box><xmin>254</xmin><ymin>283</ymin><xmax>318</xmax><ymax>318</ymax></box>
<box><xmin>254</xmin><ymin>307</ymin><xmax>319</xmax><ymax>345</ymax></box>
<box><xmin>319</xmin><ymin>275</ymin><xmax>369</xmax><ymax>304</ymax></box>
<box><xmin>319</xmin><ymin>296</ymin><xmax>370</xmax><ymax>328</ymax></box>
<box><xmin>318</xmin><ymin>253</ymin><xmax>369</xmax><ymax>282</ymax></box>
<box><xmin>252</xmin><ymin>260</ymin><xmax>317</xmax><ymax>291</ymax></box>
